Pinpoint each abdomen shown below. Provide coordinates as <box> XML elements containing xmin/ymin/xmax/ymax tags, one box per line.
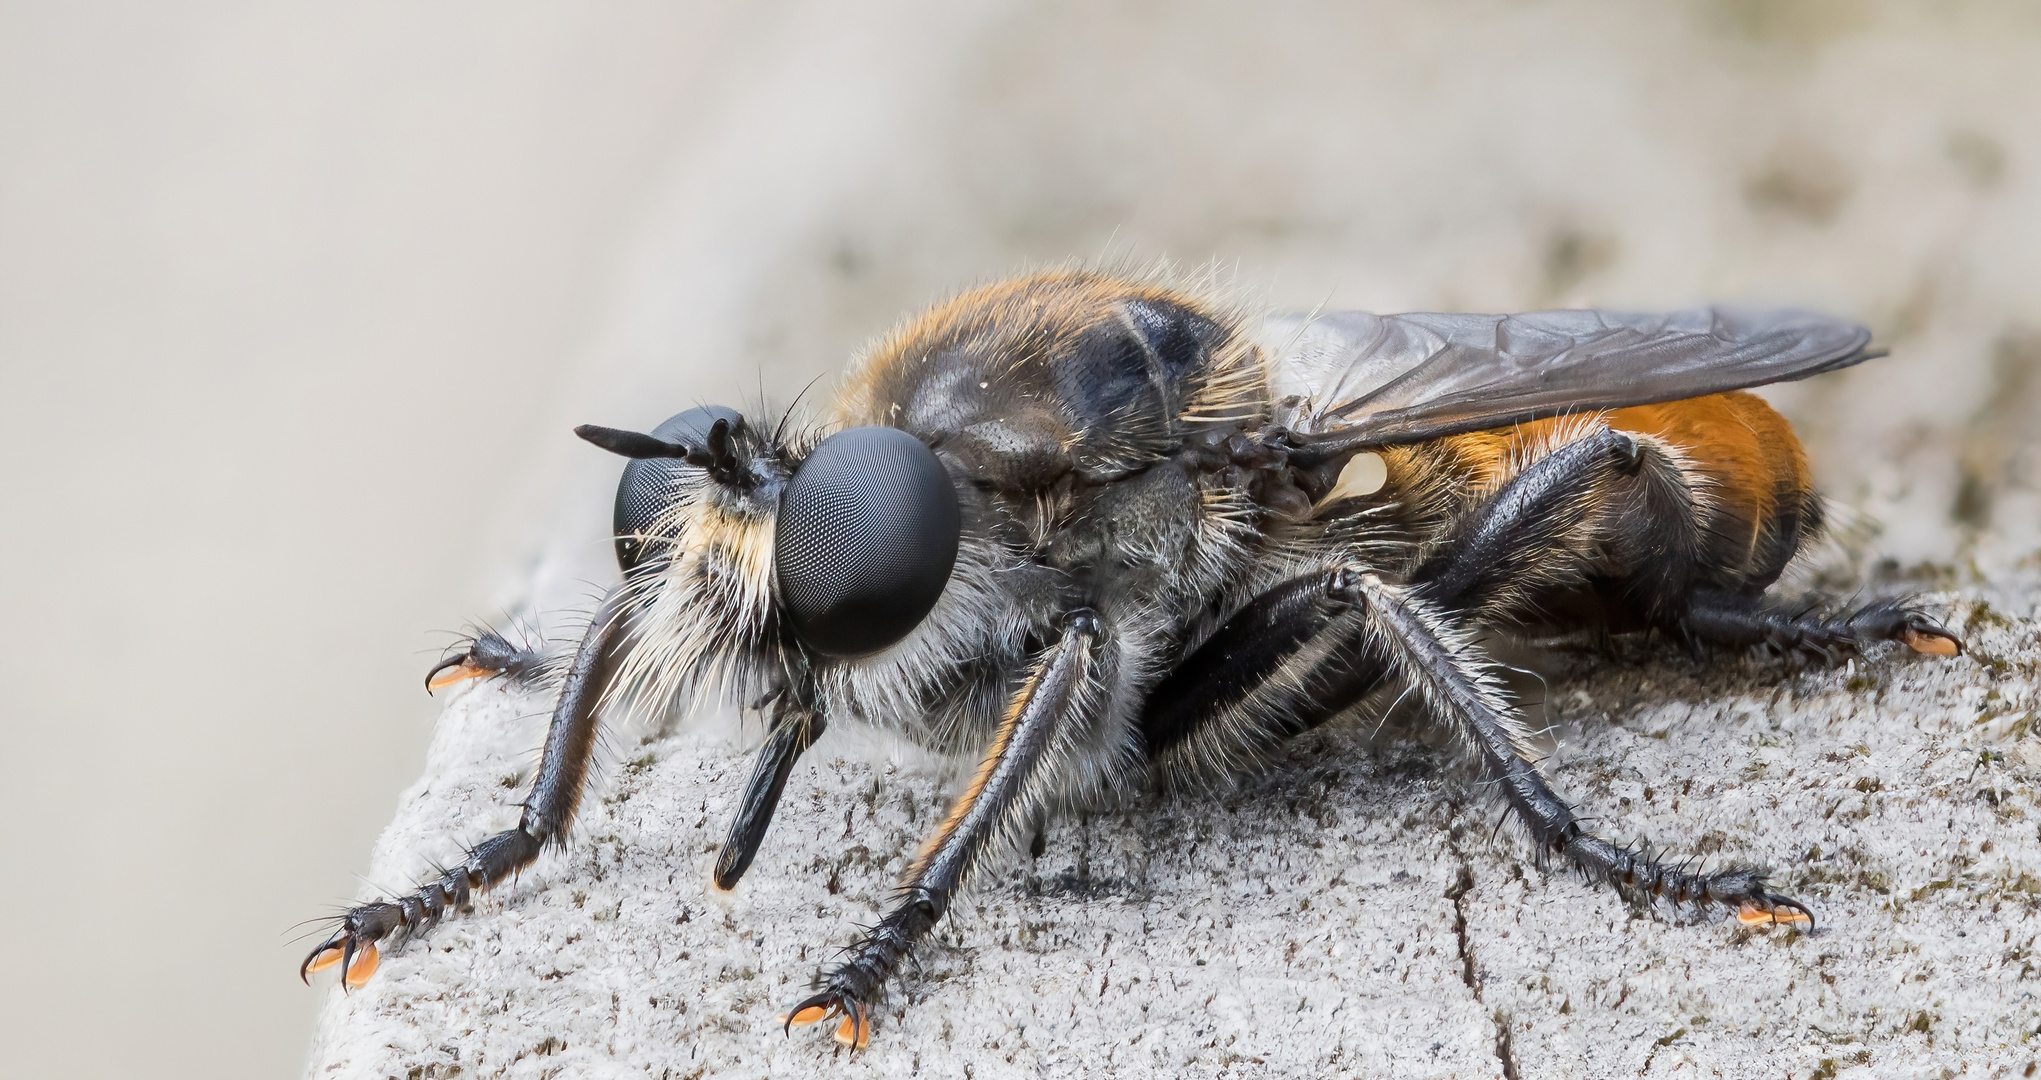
<box><xmin>1604</xmin><ymin>392</ymin><xmax>1821</xmax><ymax>591</ymax></box>
<box><xmin>1438</xmin><ymin>391</ymin><xmax>1821</xmax><ymax>594</ymax></box>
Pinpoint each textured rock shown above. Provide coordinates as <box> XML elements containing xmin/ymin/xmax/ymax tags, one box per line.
<box><xmin>304</xmin><ymin>575</ymin><xmax>2038</xmax><ymax>1078</ymax></box>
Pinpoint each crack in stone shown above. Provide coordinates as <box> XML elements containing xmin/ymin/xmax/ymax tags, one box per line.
<box><xmin>1492</xmin><ymin>1012</ymin><xmax>1521</xmax><ymax>1080</ymax></box>
<box><xmin>1446</xmin><ymin>862</ymin><xmax>1478</xmax><ymax>992</ymax></box>
<box><xmin>1447</xmin><ymin>821</ymin><xmax>1522</xmax><ymax>1080</ymax></box>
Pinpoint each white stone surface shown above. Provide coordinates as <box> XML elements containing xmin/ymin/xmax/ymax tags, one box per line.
<box><xmin>304</xmin><ymin>575</ymin><xmax>2038</xmax><ymax>1078</ymax></box>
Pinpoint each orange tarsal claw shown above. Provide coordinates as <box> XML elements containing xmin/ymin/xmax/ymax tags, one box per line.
<box><xmin>343</xmin><ymin>942</ymin><xmax>380</xmax><ymax>988</ymax></box>
<box><xmin>834</xmin><ymin>1013</ymin><xmax>871</xmax><ymax>1049</ymax></box>
<box><xmin>784</xmin><ymin>1004</ymin><xmax>829</xmax><ymax>1026</ymax></box>
<box><xmin>1901</xmin><ymin>628</ymin><xmax>1961</xmax><ymax>657</ymax></box>
<box><xmin>426</xmin><ymin>661</ymin><xmax>492</xmax><ymax>690</ymax></box>
<box><xmin>1738</xmin><ymin>902</ymin><xmax>1812</xmax><ymax>926</ymax></box>
<box><xmin>304</xmin><ymin>945</ymin><xmax>345</xmax><ymax>975</ymax></box>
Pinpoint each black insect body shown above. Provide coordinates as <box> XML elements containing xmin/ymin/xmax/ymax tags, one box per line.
<box><xmin>303</xmin><ymin>271</ymin><xmax>1961</xmax><ymax>1048</ymax></box>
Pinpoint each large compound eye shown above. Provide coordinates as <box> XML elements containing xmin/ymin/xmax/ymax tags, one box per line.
<box><xmin>612</xmin><ymin>405</ymin><xmax>743</xmax><ymax>573</ymax></box>
<box><xmin>775</xmin><ymin>426</ymin><xmax>960</xmax><ymax>657</ymax></box>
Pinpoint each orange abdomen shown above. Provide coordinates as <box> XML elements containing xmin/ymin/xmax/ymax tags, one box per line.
<box><xmin>1443</xmin><ymin>391</ymin><xmax>1819</xmax><ymax>590</ymax></box>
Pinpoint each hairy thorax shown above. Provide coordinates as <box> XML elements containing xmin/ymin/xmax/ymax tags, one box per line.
<box><xmin>812</xmin><ymin>273</ymin><xmax>1275</xmax><ymax>780</ymax></box>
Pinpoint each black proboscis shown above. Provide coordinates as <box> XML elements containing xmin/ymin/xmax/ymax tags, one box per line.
<box><xmin>714</xmin><ymin>704</ymin><xmax>827</xmax><ymax>890</ymax></box>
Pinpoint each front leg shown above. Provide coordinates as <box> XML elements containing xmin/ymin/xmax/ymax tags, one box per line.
<box><xmin>424</xmin><ymin>625</ymin><xmax>556</xmax><ymax>692</ymax></box>
<box><xmin>785</xmin><ymin>610</ymin><xmax>1102</xmax><ymax>1049</ymax></box>
<box><xmin>301</xmin><ymin>589</ymin><xmax>629</xmax><ymax>988</ymax></box>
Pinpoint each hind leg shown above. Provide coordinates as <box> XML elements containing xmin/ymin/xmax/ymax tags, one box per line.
<box><xmin>1413</xmin><ymin>424</ymin><xmax>1960</xmax><ymax>657</ymax></box>
<box><xmin>1139</xmin><ymin>425</ymin><xmax>1673</xmax><ymax>775</ymax></box>
<box><xmin>1680</xmin><ymin>589</ymin><xmax>1961</xmax><ymax>660</ymax></box>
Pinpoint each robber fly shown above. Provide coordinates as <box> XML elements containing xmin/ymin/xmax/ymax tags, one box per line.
<box><xmin>303</xmin><ymin>269</ymin><xmax>1961</xmax><ymax>1048</ymax></box>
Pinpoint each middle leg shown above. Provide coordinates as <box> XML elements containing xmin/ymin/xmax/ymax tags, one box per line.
<box><xmin>1344</xmin><ymin>572</ymin><xmax>1812</xmax><ymax>925</ymax></box>
<box><xmin>1142</xmin><ymin>560</ymin><xmax>1812</xmax><ymax>925</ymax></box>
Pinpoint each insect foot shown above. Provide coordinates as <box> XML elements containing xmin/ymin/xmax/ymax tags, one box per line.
<box><xmin>781</xmin><ymin>889</ymin><xmax>944</xmax><ymax>1052</ymax></box>
<box><xmin>1564</xmin><ymin>835</ymin><xmax>1813</xmax><ymax>929</ymax></box>
<box><xmin>425</xmin><ymin>628</ymin><xmax>550</xmax><ymax>692</ymax></box>
<box><xmin>1675</xmin><ymin>865</ymin><xmax>1813</xmax><ymax>928</ymax></box>
<box><xmin>1870</xmin><ymin>605</ymin><xmax>1965</xmax><ymax>657</ymax></box>
<box><xmin>1901</xmin><ymin>628</ymin><xmax>1963</xmax><ymax>656</ymax></box>
<box><xmin>300</xmin><ymin>936</ymin><xmax>378</xmax><ymax>988</ymax></box>
<box><xmin>300</xmin><ymin>901</ymin><xmax>409</xmax><ymax>990</ymax></box>
<box><xmin>782</xmin><ymin>986</ymin><xmax>875</xmax><ymax>1051</ymax></box>
<box><xmin>1824</xmin><ymin>601</ymin><xmax>1963</xmax><ymax>661</ymax></box>
<box><xmin>301</xmin><ymin>831</ymin><xmax>539</xmax><ymax>991</ymax></box>
<box><xmin>1681</xmin><ymin>595</ymin><xmax>1964</xmax><ymax>664</ymax></box>
<box><xmin>1737</xmin><ymin>896</ymin><xmax>1816</xmax><ymax>927</ymax></box>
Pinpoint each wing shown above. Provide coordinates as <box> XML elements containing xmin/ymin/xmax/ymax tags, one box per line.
<box><xmin>1262</xmin><ymin>305</ymin><xmax>1876</xmax><ymax>450</ymax></box>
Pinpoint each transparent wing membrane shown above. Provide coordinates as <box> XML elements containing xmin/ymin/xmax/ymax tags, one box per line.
<box><xmin>1264</xmin><ymin>305</ymin><xmax>1875</xmax><ymax>446</ymax></box>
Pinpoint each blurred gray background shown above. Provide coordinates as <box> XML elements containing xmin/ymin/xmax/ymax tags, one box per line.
<box><xmin>0</xmin><ymin>2</ymin><xmax>2035</xmax><ymax>1077</ymax></box>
